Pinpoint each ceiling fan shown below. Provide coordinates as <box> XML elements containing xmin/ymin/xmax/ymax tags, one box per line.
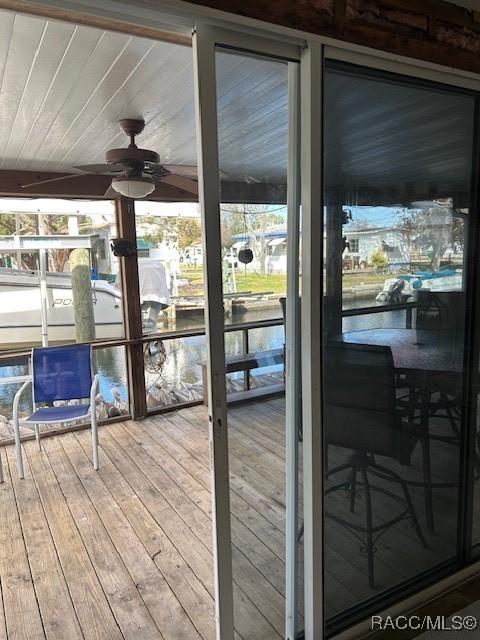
<box><xmin>21</xmin><ymin>119</ymin><xmax>199</xmax><ymax>199</ymax></box>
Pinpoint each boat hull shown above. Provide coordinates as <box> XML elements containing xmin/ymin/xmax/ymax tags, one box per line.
<box><xmin>0</xmin><ymin>269</ymin><xmax>123</xmax><ymax>347</ymax></box>
<box><xmin>376</xmin><ymin>270</ymin><xmax>462</xmax><ymax>303</ymax></box>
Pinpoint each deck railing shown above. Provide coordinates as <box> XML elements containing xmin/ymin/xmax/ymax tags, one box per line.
<box><xmin>0</xmin><ymin>300</ymin><xmax>418</xmax><ymax>423</ymax></box>
<box><xmin>143</xmin><ymin>317</ymin><xmax>286</xmax><ymax>415</ymax></box>
<box><xmin>143</xmin><ymin>301</ymin><xmax>417</xmax><ymax>415</ymax></box>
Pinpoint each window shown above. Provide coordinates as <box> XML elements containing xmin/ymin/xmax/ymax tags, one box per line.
<box><xmin>348</xmin><ymin>237</ymin><xmax>359</xmax><ymax>252</ymax></box>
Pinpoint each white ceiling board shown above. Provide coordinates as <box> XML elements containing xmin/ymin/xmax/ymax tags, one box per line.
<box><xmin>216</xmin><ymin>50</ymin><xmax>288</xmax><ymax>182</ymax></box>
<box><xmin>0</xmin><ymin>13</ymin><xmax>48</xmax><ymax>165</ymax></box>
<box><xmin>2</xmin><ymin>19</ymin><xmax>78</xmax><ymax>166</ymax></box>
<box><xmin>80</xmin><ymin>43</ymin><xmax>191</xmax><ymax>163</ymax></box>
<box><xmin>37</xmin><ymin>31</ymin><xmax>149</xmax><ymax>170</ymax></box>
<box><xmin>12</xmin><ymin>25</ymin><xmax>104</xmax><ymax>170</ymax></box>
<box><xmin>0</xmin><ymin>12</ymin><xmax>15</xmax><ymax>108</ymax></box>
<box><xmin>82</xmin><ymin>45</ymin><xmax>196</xmax><ymax>166</ymax></box>
<box><xmin>0</xmin><ymin>9</ymin><xmax>290</xmax><ymax>183</ymax></box>
<box><xmin>51</xmin><ymin>38</ymin><xmax>160</xmax><ymax>168</ymax></box>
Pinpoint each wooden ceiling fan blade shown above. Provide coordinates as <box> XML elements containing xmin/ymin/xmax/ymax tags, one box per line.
<box><xmin>158</xmin><ymin>164</ymin><xmax>198</xmax><ymax>178</ymax></box>
<box><xmin>103</xmin><ymin>184</ymin><xmax>119</xmax><ymax>199</ymax></box>
<box><xmin>153</xmin><ymin>164</ymin><xmax>229</xmax><ymax>180</ymax></box>
<box><xmin>160</xmin><ymin>174</ymin><xmax>198</xmax><ymax>195</ymax></box>
<box><xmin>74</xmin><ymin>163</ymin><xmax>123</xmax><ymax>174</ymax></box>
<box><xmin>21</xmin><ymin>173</ymin><xmax>89</xmax><ymax>189</ymax></box>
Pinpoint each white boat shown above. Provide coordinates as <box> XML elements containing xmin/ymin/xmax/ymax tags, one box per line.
<box><xmin>0</xmin><ymin>268</ymin><xmax>123</xmax><ymax>347</ymax></box>
<box><xmin>376</xmin><ymin>267</ymin><xmax>463</xmax><ymax>304</ymax></box>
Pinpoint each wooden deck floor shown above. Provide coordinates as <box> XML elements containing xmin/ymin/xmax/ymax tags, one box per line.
<box><xmin>0</xmin><ymin>397</ymin><xmax>463</xmax><ymax>639</ymax></box>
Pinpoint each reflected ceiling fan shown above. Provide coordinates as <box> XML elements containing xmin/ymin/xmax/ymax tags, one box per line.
<box><xmin>21</xmin><ymin>119</ymin><xmax>199</xmax><ymax>199</ymax></box>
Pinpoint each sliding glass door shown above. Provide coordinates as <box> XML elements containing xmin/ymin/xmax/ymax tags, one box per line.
<box><xmin>322</xmin><ymin>57</ymin><xmax>479</xmax><ymax>634</ymax></box>
<box><xmin>193</xmin><ymin>26</ymin><xmax>302</xmax><ymax>640</ymax></box>
<box><xmin>194</xmin><ymin>27</ymin><xmax>480</xmax><ymax>640</ymax></box>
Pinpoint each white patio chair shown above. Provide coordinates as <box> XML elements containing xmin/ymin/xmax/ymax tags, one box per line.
<box><xmin>13</xmin><ymin>344</ymin><xmax>99</xmax><ymax>479</ymax></box>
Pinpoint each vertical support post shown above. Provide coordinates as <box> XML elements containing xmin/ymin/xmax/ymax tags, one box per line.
<box><xmin>406</xmin><ymin>306</ymin><xmax>413</xmax><ymax>329</ymax></box>
<box><xmin>193</xmin><ymin>24</ymin><xmax>234</xmax><ymax>640</ymax></box>
<box><xmin>39</xmin><ymin>249</ymin><xmax>49</xmax><ymax>347</ymax></box>
<box><xmin>230</xmin><ymin>252</ymin><xmax>237</xmax><ymax>292</ymax></box>
<box><xmin>116</xmin><ymin>197</ymin><xmax>147</xmax><ymax>419</ymax></box>
<box><xmin>68</xmin><ymin>215</ymin><xmax>79</xmax><ymax>235</ymax></box>
<box><xmin>301</xmin><ymin>42</ymin><xmax>324</xmax><ymax>640</ymax></box>
<box><xmin>70</xmin><ymin>247</ymin><xmax>96</xmax><ymax>343</ymax></box>
<box><xmin>285</xmin><ymin>60</ymin><xmax>301</xmax><ymax>640</ymax></box>
<box><xmin>37</xmin><ymin>214</ymin><xmax>49</xmax><ymax>347</ymax></box>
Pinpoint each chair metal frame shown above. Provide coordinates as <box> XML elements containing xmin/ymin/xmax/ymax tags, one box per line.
<box><xmin>12</xmin><ymin>344</ymin><xmax>99</xmax><ymax>479</ymax></box>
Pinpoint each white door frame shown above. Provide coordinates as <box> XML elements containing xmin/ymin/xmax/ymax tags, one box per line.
<box><xmin>285</xmin><ymin>59</ymin><xmax>302</xmax><ymax>640</ymax></box>
<box><xmin>192</xmin><ymin>23</ymin><xmax>309</xmax><ymax>640</ymax></box>
<box><xmin>300</xmin><ymin>41</ymin><xmax>324</xmax><ymax>640</ymax></box>
<box><xmin>192</xmin><ymin>24</ymin><xmax>235</xmax><ymax>640</ymax></box>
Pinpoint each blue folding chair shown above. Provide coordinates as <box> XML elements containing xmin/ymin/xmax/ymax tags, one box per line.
<box><xmin>13</xmin><ymin>344</ymin><xmax>99</xmax><ymax>479</ymax></box>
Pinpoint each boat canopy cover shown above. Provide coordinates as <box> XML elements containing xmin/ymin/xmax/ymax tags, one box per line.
<box><xmin>138</xmin><ymin>259</ymin><xmax>170</xmax><ymax>305</ymax></box>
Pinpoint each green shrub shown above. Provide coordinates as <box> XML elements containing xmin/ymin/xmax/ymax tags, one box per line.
<box><xmin>370</xmin><ymin>248</ymin><xmax>389</xmax><ymax>269</ymax></box>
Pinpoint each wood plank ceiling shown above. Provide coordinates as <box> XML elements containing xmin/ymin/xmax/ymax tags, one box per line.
<box><xmin>0</xmin><ymin>9</ymin><xmax>289</xmax><ymax>193</ymax></box>
<box><xmin>0</xmin><ymin>9</ymin><xmax>475</xmax><ymax>206</ymax></box>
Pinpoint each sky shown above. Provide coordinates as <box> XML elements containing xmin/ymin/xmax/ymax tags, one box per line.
<box><xmin>345</xmin><ymin>206</ymin><xmax>403</xmax><ymax>230</ymax></box>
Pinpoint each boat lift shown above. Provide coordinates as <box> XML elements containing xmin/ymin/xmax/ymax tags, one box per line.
<box><xmin>0</xmin><ymin>234</ymin><xmax>102</xmax><ymax>347</ymax></box>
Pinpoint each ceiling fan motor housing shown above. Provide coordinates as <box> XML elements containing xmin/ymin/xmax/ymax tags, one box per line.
<box><xmin>106</xmin><ymin>147</ymin><xmax>159</xmax><ymax>166</ymax></box>
<box><xmin>118</xmin><ymin>118</ymin><xmax>145</xmax><ymax>137</ymax></box>
<box><xmin>106</xmin><ymin>118</ymin><xmax>159</xmax><ymax>169</ymax></box>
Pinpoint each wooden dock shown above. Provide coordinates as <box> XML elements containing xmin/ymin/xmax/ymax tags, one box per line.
<box><xmin>0</xmin><ymin>398</ymin><xmax>461</xmax><ymax>639</ymax></box>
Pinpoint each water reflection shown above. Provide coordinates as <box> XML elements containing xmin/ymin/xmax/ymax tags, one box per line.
<box><xmin>0</xmin><ymin>306</ymin><xmax>409</xmax><ymax>418</ymax></box>
<box><xmin>145</xmin><ymin>307</ymin><xmax>408</xmax><ymax>408</ymax></box>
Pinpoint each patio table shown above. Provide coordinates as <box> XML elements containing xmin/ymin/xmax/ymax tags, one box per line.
<box><xmin>340</xmin><ymin>328</ymin><xmax>463</xmax><ymax>375</ymax></box>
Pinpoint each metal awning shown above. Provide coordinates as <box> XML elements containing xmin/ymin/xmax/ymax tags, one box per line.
<box><xmin>0</xmin><ymin>234</ymin><xmax>100</xmax><ymax>251</ymax></box>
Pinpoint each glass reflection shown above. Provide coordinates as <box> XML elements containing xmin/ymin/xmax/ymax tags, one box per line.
<box><xmin>323</xmin><ymin>60</ymin><xmax>474</xmax><ymax>627</ymax></box>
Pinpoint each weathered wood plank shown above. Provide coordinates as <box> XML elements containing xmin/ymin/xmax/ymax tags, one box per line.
<box><xmin>155</xmin><ymin>410</ymin><xmax>356</xmax><ymax>617</ymax></box>
<box><xmin>82</xmin><ymin>427</ymin><xmax>278</xmax><ymax>639</ymax></box>
<box><xmin>38</xmin><ymin>437</ymin><xmax>163</xmax><ymax>640</ymax></box>
<box><xmin>0</xmin><ymin>571</ymin><xmax>7</xmax><ymax>640</ymax></box>
<box><xmin>0</xmin><ymin>397</ymin><xmax>456</xmax><ymax>636</ymax></box>
<box><xmin>175</xmin><ymin>409</ymin><xmax>286</xmax><ymax>506</ymax></box>
<box><xmin>60</xmin><ymin>432</ymin><xmax>206</xmax><ymax>640</ymax></box>
<box><xmin>113</xmin><ymin>422</ymin><xmax>287</xmax><ymax>598</ymax></box>
<box><xmin>155</xmin><ymin>413</ymin><xmax>287</xmax><ymax>533</ymax></box>
<box><xmin>4</xmin><ymin>446</ymin><xmax>83</xmax><ymax>640</ymax></box>
<box><xmin>0</xmin><ymin>456</ymin><xmax>45</xmax><ymax>640</ymax></box>
<box><xmin>106</xmin><ymin>423</ymin><xmax>285</xmax><ymax>634</ymax></box>
<box><xmin>137</xmin><ymin>418</ymin><xmax>287</xmax><ymax>561</ymax></box>
<box><xmin>22</xmin><ymin>441</ymin><xmax>124</xmax><ymax>640</ymax></box>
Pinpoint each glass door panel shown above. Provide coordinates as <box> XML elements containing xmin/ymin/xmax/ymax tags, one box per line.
<box><xmin>323</xmin><ymin>60</ymin><xmax>476</xmax><ymax>631</ymax></box>
<box><xmin>215</xmin><ymin>46</ymin><xmax>302</xmax><ymax>638</ymax></box>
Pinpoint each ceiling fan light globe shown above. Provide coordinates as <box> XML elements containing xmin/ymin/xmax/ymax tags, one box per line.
<box><xmin>111</xmin><ymin>176</ymin><xmax>155</xmax><ymax>199</ymax></box>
